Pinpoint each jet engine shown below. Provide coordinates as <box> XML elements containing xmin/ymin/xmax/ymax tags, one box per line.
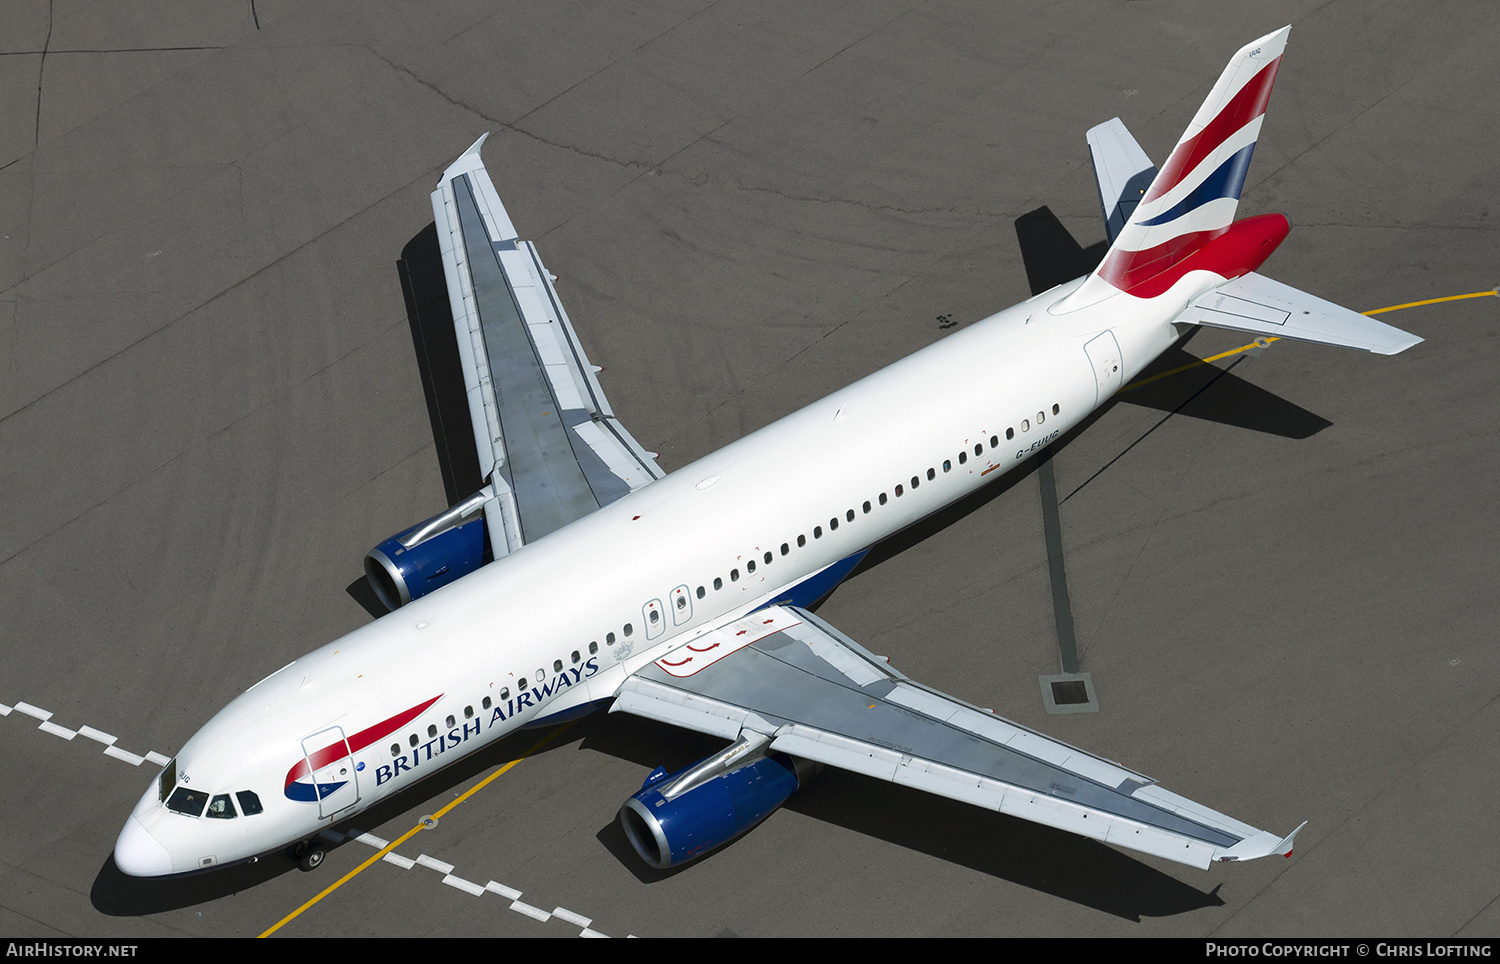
<box><xmin>619</xmin><ymin>733</ymin><xmax>819</xmax><ymax>868</ymax></box>
<box><xmin>363</xmin><ymin>490</ymin><xmax>491</xmax><ymax>610</ymax></box>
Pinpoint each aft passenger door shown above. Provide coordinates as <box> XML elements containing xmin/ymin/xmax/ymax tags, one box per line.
<box><xmin>1084</xmin><ymin>330</ymin><xmax>1124</xmax><ymax>405</ymax></box>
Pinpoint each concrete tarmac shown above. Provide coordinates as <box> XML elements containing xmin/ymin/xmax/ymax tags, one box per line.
<box><xmin>1</xmin><ymin>0</ymin><xmax>1496</xmax><ymax>939</ymax></box>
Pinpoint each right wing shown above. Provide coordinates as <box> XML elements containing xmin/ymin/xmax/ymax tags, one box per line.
<box><xmin>614</xmin><ymin>605</ymin><xmax>1304</xmax><ymax>870</ymax></box>
<box><xmin>430</xmin><ymin>136</ymin><xmax>665</xmax><ymax>557</ymax></box>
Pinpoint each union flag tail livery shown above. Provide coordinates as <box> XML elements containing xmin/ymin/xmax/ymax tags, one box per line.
<box><xmin>1067</xmin><ymin>27</ymin><xmax>1290</xmax><ymax>307</ymax></box>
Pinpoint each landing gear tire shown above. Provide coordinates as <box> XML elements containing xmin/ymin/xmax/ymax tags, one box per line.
<box><xmin>292</xmin><ymin>841</ymin><xmax>325</xmax><ymax>872</ymax></box>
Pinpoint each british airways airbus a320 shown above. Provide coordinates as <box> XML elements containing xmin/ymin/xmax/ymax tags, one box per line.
<box><xmin>114</xmin><ymin>27</ymin><xmax>1418</xmax><ymax>878</ymax></box>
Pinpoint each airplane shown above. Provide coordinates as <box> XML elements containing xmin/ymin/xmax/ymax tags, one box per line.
<box><xmin>114</xmin><ymin>25</ymin><xmax>1420</xmax><ymax>879</ymax></box>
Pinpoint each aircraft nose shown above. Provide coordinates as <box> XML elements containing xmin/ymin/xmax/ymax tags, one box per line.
<box><xmin>114</xmin><ymin>814</ymin><xmax>173</xmax><ymax>876</ymax></box>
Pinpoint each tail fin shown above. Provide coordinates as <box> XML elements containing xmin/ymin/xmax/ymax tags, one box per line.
<box><xmin>1065</xmin><ymin>27</ymin><xmax>1291</xmax><ymax>307</ymax></box>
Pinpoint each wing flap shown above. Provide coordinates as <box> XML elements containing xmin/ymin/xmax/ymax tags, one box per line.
<box><xmin>1178</xmin><ymin>271</ymin><xmax>1423</xmax><ymax>355</ymax></box>
<box><xmin>613</xmin><ymin>605</ymin><xmax>1298</xmax><ymax>870</ymax></box>
<box><xmin>429</xmin><ymin>136</ymin><xmax>666</xmax><ymax>553</ymax></box>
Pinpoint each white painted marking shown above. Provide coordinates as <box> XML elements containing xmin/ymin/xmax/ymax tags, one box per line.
<box><xmin>510</xmin><ymin>900</ymin><xmax>550</xmax><ymax>922</ymax></box>
<box><xmin>39</xmin><ymin>721</ymin><xmax>77</xmax><ymax>740</ymax></box>
<box><xmin>103</xmin><ymin>746</ymin><xmax>145</xmax><ymax>766</ymax></box>
<box><xmin>553</xmin><ymin>907</ymin><xmax>592</xmax><ymax>927</ymax></box>
<box><xmin>486</xmin><ymin>880</ymin><xmax>522</xmax><ymax>900</ymax></box>
<box><xmin>0</xmin><ymin>703</ymin><xmax>12</xmax><ymax>716</ymax></box>
<box><xmin>14</xmin><ymin>702</ymin><xmax>51</xmax><ymax>721</ymax></box>
<box><xmin>78</xmin><ymin>726</ymin><xmax>117</xmax><ymax>745</ymax></box>
<box><xmin>442</xmin><ymin>874</ymin><xmax>486</xmax><ymax>896</ymax></box>
<box><xmin>581</xmin><ymin>928</ymin><xmax>609</xmax><ymax>938</ymax></box>
<box><xmin>382</xmin><ymin>852</ymin><xmax>415</xmax><ymax>870</ymax></box>
<box><xmin>415</xmin><ymin>854</ymin><xmax>454</xmax><ymax>874</ymax></box>
<box><xmin>355</xmin><ymin>832</ymin><xmax>389</xmax><ymax>849</ymax></box>
<box><xmin>144</xmin><ymin>751</ymin><xmax>171</xmax><ymax>766</ymax></box>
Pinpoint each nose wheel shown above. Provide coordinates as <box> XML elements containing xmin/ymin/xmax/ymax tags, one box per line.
<box><xmin>291</xmin><ymin>840</ymin><xmax>325</xmax><ymax>872</ymax></box>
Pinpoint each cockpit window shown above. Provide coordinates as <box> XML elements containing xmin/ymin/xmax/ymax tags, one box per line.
<box><xmin>236</xmin><ymin>790</ymin><xmax>263</xmax><ymax>816</ymax></box>
<box><xmin>206</xmin><ymin>794</ymin><xmax>237</xmax><ymax>819</ymax></box>
<box><xmin>165</xmin><ymin>786</ymin><xmax>209</xmax><ymax>817</ymax></box>
<box><xmin>158</xmin><ymin>759</ymin><xmax>177</xmax><ymax>803</ymax></box>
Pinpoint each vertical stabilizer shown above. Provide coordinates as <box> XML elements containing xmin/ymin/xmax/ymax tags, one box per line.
<box><xmin>1062</xmin><ymin>27</ymin><xmax>1290</xmax><ymax>309</ymax></box>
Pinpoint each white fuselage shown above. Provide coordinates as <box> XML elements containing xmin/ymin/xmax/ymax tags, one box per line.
<box><xmin>114</xmin><ymin>269</ymin><xmax>1206</xmax><ymax>877</ymax></box>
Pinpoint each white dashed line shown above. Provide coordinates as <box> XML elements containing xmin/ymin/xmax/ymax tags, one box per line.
<box><xmin>2</xmin><ymin>699</ymin><xmax>172</xmax><ymax>768</ymax></box>
<box><xmin>338</xmin><ymin>829</ymin><xmax>626</xmax><ymax>937</ymax></box>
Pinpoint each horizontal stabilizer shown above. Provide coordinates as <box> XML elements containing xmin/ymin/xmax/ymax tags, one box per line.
<box><xmin>1177</xmin><ymin>272</ymin><xmax>1423</xmax><ymax>355</ymax></box>
<box><xmin>1087</xmin><ymin>118</ymin><xmax>1158</xmax><ymax>245</ymax></box>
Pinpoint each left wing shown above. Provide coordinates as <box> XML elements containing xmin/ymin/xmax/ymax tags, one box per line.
<box><xmin>430</xmin><ymin>135</ymin><xmax>665</xmax><ymax>557</ymax></box>
<box><xmin>613</xmin><ymin>605</ymin><xmax>1303</xmax><ymax>870</ymax></box>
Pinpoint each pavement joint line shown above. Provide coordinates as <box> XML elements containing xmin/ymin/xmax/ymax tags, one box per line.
<box><xmin>4</xmin><ymin>696</ymin><xmax>172</xmax><ymax>766</ymax></box>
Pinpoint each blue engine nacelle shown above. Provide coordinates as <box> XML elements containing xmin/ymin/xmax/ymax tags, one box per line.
<box><xmin>619</xmin><ymin>741</ymin><xmax>817</xmax><ymax>869</ymax></box>
<box><xmin>363</xmin><ymin>494</ymin><xmax>490</xmax><ymax>610</ymax></box>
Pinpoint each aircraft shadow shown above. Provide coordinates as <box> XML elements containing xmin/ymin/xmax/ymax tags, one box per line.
<box><xmin>396</xmin><ymin>222</ymin><xmax>485</xmax><ymax>508</ymax></box>
<box><xmin>344</xmin><ymin>224</ymin><xmax>483</xmax><ymax>617</ymax></box>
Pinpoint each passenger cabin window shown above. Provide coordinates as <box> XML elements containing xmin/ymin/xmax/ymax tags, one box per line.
<box><xmin>1007</xmin><ymin>427</ymin><xmax>1015</xmax><ymax>440</ymax></box>
<box><xmin>553</xmin><ymin>659</ymin><xmax>564</xmax><ymax>672</ymax></box>
<box><xmin>1053</xmin><ymin>403</ymin><xmax>1060</xmax><ymax>415</ymax></box>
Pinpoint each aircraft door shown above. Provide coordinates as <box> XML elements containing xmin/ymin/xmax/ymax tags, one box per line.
<box><xmin>670</xmin><ymin>585</ymin><xmax>692</xmax><ymax>626</ymax></box>
<box><xmin>1083</xmin><ymin>330</ymin><xmax>1124</xmax><ymax>406</ymax></box>
<box><xmin>300</xmin><ymin>726</ymin><xmax>361</xmax><ymax>819</ymax></box>
<box><xmin>643</xmin><ymin>598</ymin><xmax>665</xmax><ymax>640</ymax></box>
